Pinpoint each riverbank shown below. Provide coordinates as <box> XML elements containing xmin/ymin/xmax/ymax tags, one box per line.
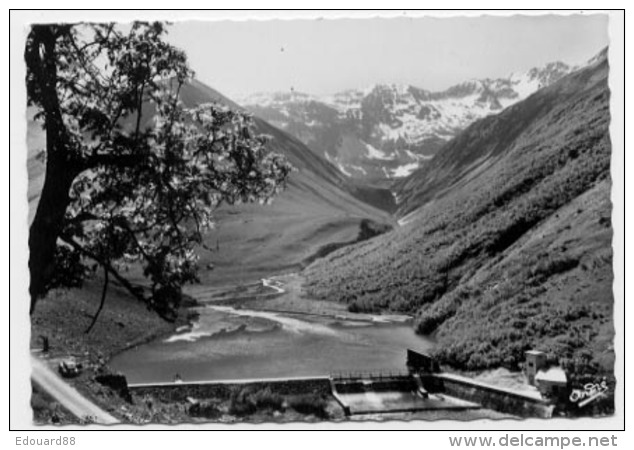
<box><xmin>30</xmin><ymin>277</ymin><xmax>199</xmax><ymax>362</ymax></box>
<box><xmin>188</xmin><ymin>272</ymin><xmax>413</xmax><ymax>324</ymax></box>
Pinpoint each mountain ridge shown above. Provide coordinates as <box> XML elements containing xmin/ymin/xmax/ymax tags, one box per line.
<box><xmin>238</xmin><ymin>53</ymin><xmax>604</xmax><ymax>186</ymax></box>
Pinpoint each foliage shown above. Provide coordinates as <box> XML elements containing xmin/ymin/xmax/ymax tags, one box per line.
<box><xmin>287</xmin><ymin>394</ymin><xmax>330</xmax><ymax>419</ymax></box>
<box><xmin>26</xmin><ymin>22</ymin><xmax>291</xmax><ymax>320</ymax></box>
<box><xmin>31</xmin><ymin>386</ymin><xmax>73</xmax><ymax>425</ymax></box>
<box><xmin>302</xmin><ymin>218</ymin><xmax>392</xmax><ymax>268</ymax></box>
<box><xmin>188</xmin><ymin>400</ymin><xmax>223</xmax><ymax>419</ymax></box>
<box><xmin>224</xmin><ymin>386</ymin><xmax>330</xmax><ymax>419</ymax></box>
<box><xmin>227</xmin><ymin>386</ymin><xmax>285</xmax><ymax>417</ymax></box>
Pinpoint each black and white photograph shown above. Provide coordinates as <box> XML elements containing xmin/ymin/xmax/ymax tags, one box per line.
<box><xmin>9</xmin><ymin>9</ymin><xmax>625</xmax><ymax>434</ymax></box>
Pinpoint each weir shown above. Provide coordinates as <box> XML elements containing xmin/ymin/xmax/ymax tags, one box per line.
<box><xmin>328</xmin><ymin>370</ymin><xmax>479</xmax><ymax>416</ymax></box>
<box><xmin>126</xmin><ymin>350</ymin><xmax>558</xmax><ymax>418</ymax></box>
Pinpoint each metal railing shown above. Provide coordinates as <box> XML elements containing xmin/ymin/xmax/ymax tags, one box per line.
<box><xmin>329</xmin><ymin>368</ymin><xmax>411</xmax><ymax>382</ymax></box>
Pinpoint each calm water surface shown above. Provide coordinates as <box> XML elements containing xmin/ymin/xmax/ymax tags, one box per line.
<box><xmin>110</xmin><ymin>303</ymin><xmax>434</xmax><ymax>384</ymax></box>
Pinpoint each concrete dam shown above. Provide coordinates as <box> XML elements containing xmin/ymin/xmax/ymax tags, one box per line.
<box><xmin>127</xmin><ymin>350</ymin><xmax>557</xmax><ymax>418</ymax></box>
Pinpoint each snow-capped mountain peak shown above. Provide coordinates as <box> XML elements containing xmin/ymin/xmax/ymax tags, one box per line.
<box><xmin>236</xmin><ymin>90</ymin><xmax>317</xmax><ymax>108</ymax></box>
<box><xmin>239</xmin><ymin>54</ymin><xmax>597</xmax><ymax>184</ymax></box>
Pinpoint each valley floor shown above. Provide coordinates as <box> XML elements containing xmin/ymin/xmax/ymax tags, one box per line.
<box><xmin>187</xmin><ymin>272</ymin><xmax>412</xmax><ymax>323</ymax></box>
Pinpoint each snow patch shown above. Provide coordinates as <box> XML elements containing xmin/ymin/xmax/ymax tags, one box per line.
<box><xmin>405</xmin><ymin>150</ymin><xmax>433</xmax><ymax>162</ymax></box>
<box><xmin>397</xmin><ymin>210</ymin><xmax>418</xmax><ymax>227</ymax></box>
<box><xmin>364</xmin><ymin>142</ymin><xmax>394</xmax><ymax>160</ymax></box>
<box><xmin>324</xmin><ymin>152</ymin><xmax>353</xmax><ymax>177</ymax></box>
<box><xmin>349</xmin><ymin>164</ymin><xmax>367</xmax><ymax>175</ymax></box>
<box><xmin>391</xmin><ymin>190</ymin><xmax>401</xmax><ymax>205</ymax></box>
<box><xmin>509</xmin><ymin>74</ymin><xmax>541</xmax><ymax>100</ymax></box>
<box><xmin>391</xmin><ymin>162</ymin><xmax>420</xmax><ymax>178</ymax></box>
<box><xmin>337</xmin><ymin>163</ymin><xmax>353</xmax><ymax>177</ymax></box>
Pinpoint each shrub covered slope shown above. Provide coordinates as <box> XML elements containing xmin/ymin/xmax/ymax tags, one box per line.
<box><xmin>304</xmin><ymin>55</ymin><xmax>613</xmax><ymax>376</ymax></box>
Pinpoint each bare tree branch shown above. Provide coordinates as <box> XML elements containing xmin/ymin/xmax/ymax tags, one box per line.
<box><xmin>85</xmin><ymin>265</ymin><xmax>109</xmax><ymax>334</ymax></box>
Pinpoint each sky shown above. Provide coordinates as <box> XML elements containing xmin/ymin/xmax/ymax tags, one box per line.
<box><xmin>165</xmin><ymin>14</ymin><xmax>609</xmax><ymax>98</ymax></box>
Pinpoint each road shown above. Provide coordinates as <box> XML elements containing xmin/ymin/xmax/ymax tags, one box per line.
<box><xmin>30</xmin><ymin>355</ymin><xmax>119</xmax><ymax>425</ymax></box>
<box><xmin>262</xmin><ymin>277</ymin><xmax>286</xmax><ymax>294</ymax></box>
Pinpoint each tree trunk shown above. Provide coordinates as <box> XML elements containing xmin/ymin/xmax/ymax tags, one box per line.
<box><xmin>29</xmin><ymin>157</ymin><xmax>77</xmax><ymax>313</ymax></box>
<box><xmin>27</xmin><ymin>25</ymin><xmax>81</xmax><ymax>314</ymax></box>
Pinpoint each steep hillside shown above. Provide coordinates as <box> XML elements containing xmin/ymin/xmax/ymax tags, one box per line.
<box><xmin>240</xmin><ymin>59</ymin><xmax>578</xmax><ymax>185</ymax></box>
<box><xmin>303</xmin><ymin>55</ymin><xmax>612</xmax><ymax>377</ymax></box>
<box><xmin>27</xmin><ymin>79</ymin><xmax>393</xmax><ymax>289</ymax></box>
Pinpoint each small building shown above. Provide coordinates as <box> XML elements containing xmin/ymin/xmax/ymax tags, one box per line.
<box><xmin>535</xmin><ymin>366</ymin><xmax>568</xmax><ymax>402</ymax></box>
<box><xmin>406</xmin><ymin>349</ymin><xmax>440</xmax><ymax>374</ymax></box>
<box><xmin>525</xmin><ymin>350</ymin><xmax>547</xmax><ymax>386</ymax></box>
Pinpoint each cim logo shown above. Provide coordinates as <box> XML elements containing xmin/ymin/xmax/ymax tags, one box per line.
<box><xmin>569</xmin><ymin>379</ymin><xmax>609</xmax><ymax>407</ymax></box>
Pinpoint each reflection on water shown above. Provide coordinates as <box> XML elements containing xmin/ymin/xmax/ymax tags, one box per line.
<box><xmin>110</xmin><ymin>304</ymin><xmax>434</xmax><ymax>384</ymax></box>
<box><xmin>206</xmin><ymin>305</ymin><xmax>339</xmax><ymax>336</ymax></box>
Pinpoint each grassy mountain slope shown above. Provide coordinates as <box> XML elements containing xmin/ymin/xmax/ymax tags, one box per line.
<box><xmin>303</xmin><ymin>57</ymin><xmax>613</xmax><ymax>376</ymax></box>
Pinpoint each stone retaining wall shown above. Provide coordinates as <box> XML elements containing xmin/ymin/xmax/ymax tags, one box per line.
<box><xmin>423</xmin><ymin>373</ymin><xmax>555</xmax><ymax>418</ymax></box>
<box><xmin>129</xmin><ymin>377</ymin><xmax>331</xmax><ymax>403</ymax></box>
